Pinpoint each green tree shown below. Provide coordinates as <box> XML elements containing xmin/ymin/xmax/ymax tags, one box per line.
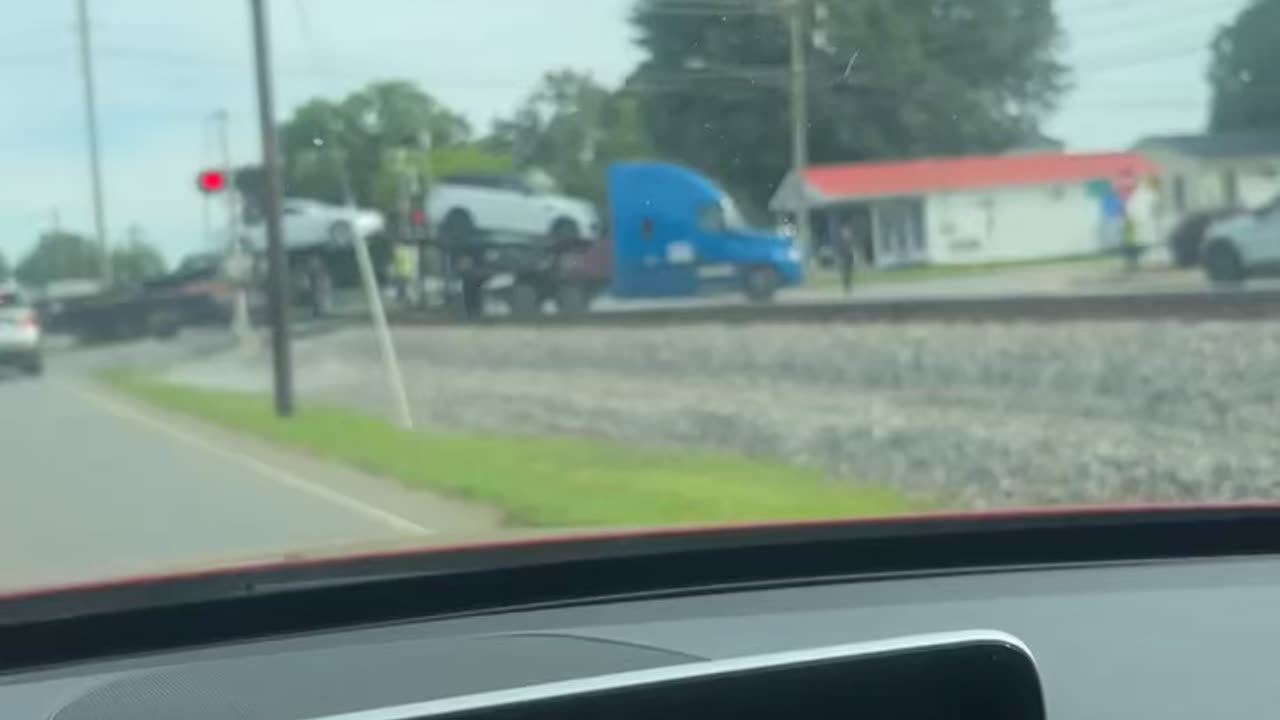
<box><xmin>1209</xmin><ymin>0</ymin><xmax>1280</xmax><ymax>131</ymax></box>
<box><xmin>238</xmin><ymin>80</ymin><xmax>508</xmax><ymax>219</ymax></box>
<box><xmin>489</xmin><ymin>69</ymin><xmax>652</xmax><ymax>207</ymax></box>
<box><xmin>110</xmin><ymin>239</ymin><xmax>167</xmax><ymax>285</ymax></box>
<box><xmin>281</xmin><ymin>81</ymin><xmax>472</xmax><ymax>208</ymax></box>
<box><xmin>0</xmin><ymin>250</ymin><xmax>10</xmax><ymax>282</ymax></box>
<box><xmin>629</xmin><ymin>0</ymin><xmax>1069</xmax><ymax>212</ymax></box>
<box><xmin>16</xmin><ymin>232</ymin><xmax>102</xmax><ymax>286</ymax></box>
<box><xmin>15</xmin><ymin>231</ymin><xmax>165</xmax><ymax>287</ymax></box>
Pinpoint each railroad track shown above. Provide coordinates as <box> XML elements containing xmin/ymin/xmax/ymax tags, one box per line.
<box><xmin>389</xmin><ymin>287</ymin><xmax>1280</xmax><ymax>328</ymax></box>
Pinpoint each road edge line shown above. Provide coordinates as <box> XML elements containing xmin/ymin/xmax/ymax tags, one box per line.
<box><xmin>69</xmin><ymin>383</ymin><xmax>433</xmax><ymax>537</ymax></box>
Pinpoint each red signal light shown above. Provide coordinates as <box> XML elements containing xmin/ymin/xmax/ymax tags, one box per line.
<box><xmin>196</xmin><ymin>169</ymin><xmax>227</xmax><ymax>194</ymax></box>
<box><xmin>410</xmin><ymin>208</ymin><xmax>426</xmax><ymax>226</ymax></box>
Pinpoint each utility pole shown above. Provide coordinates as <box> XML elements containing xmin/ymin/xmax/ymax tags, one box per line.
<box><xmin>788</xmin><ymin>0</ymin><xmax>813</xmax><ymax>263</ymax></box>
<box><xmin>75</xmin><ymin>0</ymin><xmax>111</xmax><ymax>287</ymax></box>
<box><xmin>249</xmin><ymin>0</ymin><xmax>294</xmax><ymax>417</ymax></box>
<box><xmin>212</xmin><ymin>109</ymin><xmax>253</xmax><ymax>345</ymax></box>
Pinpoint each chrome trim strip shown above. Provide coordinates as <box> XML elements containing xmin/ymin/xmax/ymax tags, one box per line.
<box><xmin>309</xmin><ymin>629</ymin><xmax>1034</xmax><ymax>720</ymax></box>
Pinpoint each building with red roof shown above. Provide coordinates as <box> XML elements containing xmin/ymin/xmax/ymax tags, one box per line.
<box><xmin>770</xmin><ymin>150</ymin><xmax>1160</xmax><ymax>268</ymax></box>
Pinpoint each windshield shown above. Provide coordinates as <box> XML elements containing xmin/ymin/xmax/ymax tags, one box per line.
<box><xmin>720</xmin><ymin>195</ymin><xmax>749</xmax><ymax>229</ymax></box>
<box><xmin>0</xmin><ymin>0</ymin><xmax>1270</xmax><ymax>598</ymax></box>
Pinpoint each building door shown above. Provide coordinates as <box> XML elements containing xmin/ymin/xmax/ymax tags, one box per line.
<box><xmin>872</xmin><ymin>197</ymin><xmax>927</xmax><ymax>267</ymax></box>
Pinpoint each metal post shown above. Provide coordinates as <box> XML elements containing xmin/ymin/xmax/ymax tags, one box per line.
<box><xmin>352</xmin><ymin>232</ymin><xmax>415</xmax><ymax>429</ymax></box>
<box><xmin>75</xmin><ymin>0</ymin><xmax>111</xmax><ymax>287</ymax></box>
<box><xmin>394</xmin><ymin>147</ymin><xmax>411</xmax><ymax>307</ymax></box>
<box><xmin>202</xmin><ymin>194</ymin><xmax>211</xmax><ymax>247</ymax></box>
<box><xmin>789</xmin><ymin>0</ymin><xmax>813</xmax><ymax>264</ymax></box>
<box><xmin>213</xmin><ymin>109</ymin><xmax>253</xmax><ymax>345</ymax></box>
<box><xmin>326</xmin><ymin>137</ymin><xmax>414</xmax><ymax>429</ymax></box>
<box><xmin>417</xmin><ymin>130</ymin><xmax>434</xmax><ymax>309</ymax></box>
<box><xmin>249</xmin><ymin>0</ymin><xmax>294</xmax><ymax>417</ymax></box>
<box><xmin>202</xmin><ymin>117</ymin><xmax>212</xmax><ymax>248</ymax></box>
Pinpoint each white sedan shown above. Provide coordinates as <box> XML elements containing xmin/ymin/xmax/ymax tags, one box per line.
<box><xmin>243</xmin><ymin>198</ymin><xmax>385</xmax><ymax>252</ymax></box>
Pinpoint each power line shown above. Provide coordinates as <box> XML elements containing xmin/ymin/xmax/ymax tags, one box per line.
<box><xmin>1070</xmin><ymin>0</ymin><xmax>1239</xmax><ymax>36</ymax></box>
<box><xmin>0</xmin><ymin>49</ymin><xmax>72</xmax><ymax>67</ymax></box>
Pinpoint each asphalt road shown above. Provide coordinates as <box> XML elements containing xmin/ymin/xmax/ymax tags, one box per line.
<box><xmin>0</xmin><ymin>364</ymin><xmax>494</xmax><ymax>594</ymax></box>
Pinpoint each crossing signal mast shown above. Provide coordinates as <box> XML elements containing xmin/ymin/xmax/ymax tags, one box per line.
<box><xmin>194</xmin><ymin>165</ymin><xmax>253</xmax><ymax>347</ymax></box>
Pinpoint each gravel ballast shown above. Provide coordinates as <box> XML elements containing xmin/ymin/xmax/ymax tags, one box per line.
<box><xmin>165</xmin><ymin>322</ymin><xmax>1280</xmax><ymax>509</ymax></box>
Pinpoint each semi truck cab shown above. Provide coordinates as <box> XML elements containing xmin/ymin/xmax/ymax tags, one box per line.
<box><xmin>608</xmin><ymin>162</ymin><xmax>804</xmax><ymax>302</ymax></box>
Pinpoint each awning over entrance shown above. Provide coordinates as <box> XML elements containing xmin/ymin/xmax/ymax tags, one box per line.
<box><xmin>769</xmin><ymin>151</ymin><xmax>1155</xmax><ymax>212</ymax></box>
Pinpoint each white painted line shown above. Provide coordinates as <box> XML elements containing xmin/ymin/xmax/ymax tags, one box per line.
<box><xmin>71</xmin><ymin>385</ymin><xmax>433</xmax><ymax>537</ymax></box>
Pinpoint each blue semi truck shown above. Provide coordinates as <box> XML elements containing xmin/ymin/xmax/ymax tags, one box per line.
<box><xmin>603</xmin><ymin>161</ymin><xmax>805</xmax><ymax>303</ymax></box>
<box><xmin>435</xmin><ymin>161</ymin><xmax>805</xmax><ymax>318</ymax></box>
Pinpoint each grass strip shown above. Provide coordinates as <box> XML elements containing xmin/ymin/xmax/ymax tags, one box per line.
<box><xmin>103</xmin><ymin>373</ymin><xmax>916</xmax><ymax>528</ymax></box>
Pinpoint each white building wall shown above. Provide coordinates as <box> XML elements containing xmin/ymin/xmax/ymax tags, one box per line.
<box><xmin>924</xmin><ymin>182</ymin><xmax>1160</xmax><ymax>265</ymax></box>
<box><xmin>926</xmin><ymin>183</ymin><xmax>1093</xmax><ymax>265</ymax></box>
<box><xmin>1141</xmin><ymin>148</ymin><xmax>1280</xmax><ymax>221</ymax></box>
<box><xmin>1235</xmin><ymin>167</ymin><xmax>1280</xmax><ymax>208</ymax></box>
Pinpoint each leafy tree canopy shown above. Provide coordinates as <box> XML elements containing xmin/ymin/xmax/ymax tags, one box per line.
<box><xmin>629</xmin><ymin>0</ymin><xmax>1069</xmax><ymax>211</ymax></box>
<box><xmin>1210</xmin><ymin>0</ymin><xmax>1280</xmax><ymax>131</ymax></box>
<box><xmin>16</xmin><ymin>231</ymin><xmax>165</xmax><ymax>288</ymax></box>
<box><xmin>488</xmin><ymin>69</ymin><xmax>653</xmax><ymax>207</ymax></box>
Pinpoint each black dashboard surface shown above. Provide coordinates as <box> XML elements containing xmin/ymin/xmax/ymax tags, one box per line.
<box><xmin>3</xmin><ymin>554</ymin><xmax>1277</xmax><ymax>719</ymax></box>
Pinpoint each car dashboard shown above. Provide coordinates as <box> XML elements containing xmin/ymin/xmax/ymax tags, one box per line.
<box><xmin>0</xmin><ymin>550</ymin><xmax>1275</xmax><ymax>719</ymax></box>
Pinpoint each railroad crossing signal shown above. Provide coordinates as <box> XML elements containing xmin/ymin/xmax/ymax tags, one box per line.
<box><xmin>196</xmin><ymin>169</ymin><xmax>228</xmax><ymax>194</ymax></box>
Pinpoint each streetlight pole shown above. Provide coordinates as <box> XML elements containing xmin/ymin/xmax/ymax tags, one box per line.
<box><xmin>75</xmin><ymin>0</ymin><xmax>111</xmax><ymax>287</ymax></box>
<box><xmin>248</xmin><ymin>0</ymin><xmax>294</xmax><ymax>417</ymax></box>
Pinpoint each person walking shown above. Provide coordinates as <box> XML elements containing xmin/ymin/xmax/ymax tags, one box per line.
<box><xmin>1121</xmin><ymin>215</ymin><xmax>1141</xmax><ymax>274</ymax></box>
<box><xmin>393</xmin><ymin>240</ymin><xmax>416</xmax><ymax>308</ymax></box>
<box><xmin>835</xmin><ymin>219</ymin><xmax>858</xmax><ymax>295</ymax></box>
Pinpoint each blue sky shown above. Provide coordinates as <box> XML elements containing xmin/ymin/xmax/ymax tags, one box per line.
<box><xmin>0</xmin><ymin>0</ymin><xmax>1247</xmax><ymax>264</ymax></box>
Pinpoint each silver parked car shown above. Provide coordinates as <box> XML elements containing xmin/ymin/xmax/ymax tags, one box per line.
<box><xmin>0</xmin><ymin>287</ymin><xmax>42</xmax><ymax>376</ymax></box>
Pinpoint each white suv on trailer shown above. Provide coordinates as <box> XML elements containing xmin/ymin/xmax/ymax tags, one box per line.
<box><xmin>243</xmin><ymin>198</ymin><xmax>386</xmax><ymax>252</ymax></box>
<box><xmin>428</xmin><ymin>173</ymin><xmax>599</xmax><ymax>244</ymax></box>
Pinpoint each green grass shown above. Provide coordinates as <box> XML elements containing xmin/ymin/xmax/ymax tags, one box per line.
<box><xmin>814</xmin><ymin>253</ymin><xmax>1114</xmax><ymax>288</ymax></box>
<box><xmin>102</xmin><ymin>374</ymin><xmax>915</xmax><ymax>528</ymax></box>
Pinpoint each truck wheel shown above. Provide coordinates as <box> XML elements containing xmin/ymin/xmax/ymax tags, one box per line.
<box><xmin>328</xmin><ymin>220</ymin><xmax>355</xmax><ymax>246</ymax></box>
<box><xmin>550</xmin><ymin>218</ymin><xmax>581</xmax><ymax>243</ymax></box>
<box><xmin>555</xmin><ymin>283</ymin><xmax>591</xmax><ymax>317</ymax></box>
<box><xmin>442</xmin><ymin>210</ymin><xmax>477</xmax><ymax>244</ymax></box>
<box><xmin>507</xmin><ymin>283</ymin><xmax>542</xmax><ymax>320</ymax></box>
<box><xmin>1204</xmin><ymin>242</ymin><xmax>1245</xmax><ymax>287</ymax></box>
<box><xmin>744</xmin><ymin>266</ymin><xmax>779</xmax><ymax>304</ymax></box>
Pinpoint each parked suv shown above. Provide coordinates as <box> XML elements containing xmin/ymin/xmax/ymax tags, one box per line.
<box><xmin>429</xmin><ymin>173</ymin><xmax>599</xmax><ymax>244</ymax></box>
<box><xmin>0</xmin><ymin>287</ymin><xmax>42</xmax><ymax>376</ymax></box>
<box><xmin>1201</xmin><ymin>196</ymin><xmax>1280</xmax><ymax>285</ymax></box>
